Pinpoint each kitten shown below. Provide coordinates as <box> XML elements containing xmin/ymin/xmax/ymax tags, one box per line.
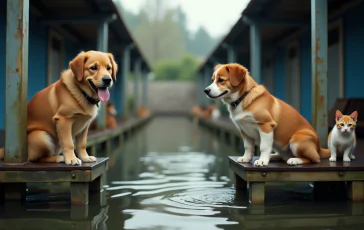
<box><xmin>328</xmin><ymin>110</ymin><xmax>358</xmax><ymax>162</ymax></box>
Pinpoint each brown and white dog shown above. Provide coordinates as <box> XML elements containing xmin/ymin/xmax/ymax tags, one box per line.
<box><xmin>0</xmin><ymin>50</ymin><xmax>117</xmax><ymax>165</ymax></box>
<box><xmin>204</xmin><ymin>63</ymin><xmax>330</xmax><ymax>166</ymax></box>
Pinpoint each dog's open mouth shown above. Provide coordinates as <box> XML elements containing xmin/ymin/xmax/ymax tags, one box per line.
<box><xmin>210</xmin><ymin>90</ymin><xmax>228</xmax><ymax>99</ymax></box>
<box><xmin>88</xmin><ymin>80</ymin><xmax>110</xmax><ymax>102</ymax></box>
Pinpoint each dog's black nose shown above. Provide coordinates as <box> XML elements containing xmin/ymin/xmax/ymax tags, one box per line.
<box><xmin>102</xmin><ymin>77</ymin><xmax>112</xmax><ymax>85</ymax></box>
<box><xmin>204</xmin><ymin>88</ymin><xmax>211</xmax><ymax>94</ymax></box>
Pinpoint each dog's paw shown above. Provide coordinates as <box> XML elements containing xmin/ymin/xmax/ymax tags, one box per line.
<box><xmin>56</xmin><ymin>155</ymin><xmax>65</xmax><ymax>163</ymax></box>
<box><xmin>329</xmin><ymin>157</ymin><xmax>336</xmax><ymax>162</ymax></box>
<box><xmin>80</xmin><ymin>156</ymin><xmax>97</xmax><ymax>163</ymax></box>
<box><xmin>237</xmin><ymin>156</ymin><xmax>252</xmax><ymax>163</ymax></box>
<box><xmin>287</xmin><ymin>158</ymin><xmax>303</xmax><ymax>166</ymax></box>
<box><xmin>254</xmin><ymin>158</ymin><xmax>269</xmax><ymax>167</ymax></box>
<box><xmin>65</xmin><ymin>156</ymin><xmax>82</xmax><ymax>165</ymax></box>
<box><xmin>343</xmin><ymin>157</ymin><xmax>351</xmax><ymax>162</ymax></box>
<box><xmin>350</xmin><ymin>155</ymin><xmax>356</xmax><ymax>160</ymax></box>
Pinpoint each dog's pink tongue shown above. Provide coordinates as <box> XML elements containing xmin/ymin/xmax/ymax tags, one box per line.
<box><xmin>97</xmin><ymin>88</ymin><xmax>110</xmax><ymax>102</ymax></box>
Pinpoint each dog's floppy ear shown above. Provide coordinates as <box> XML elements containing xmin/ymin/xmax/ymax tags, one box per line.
<box><xmin>108</xmin><ymin>53</ymin><xmax>118</xmax><ymax>82</ymax></box>
<box><xmin>226</xmin><ymin>63</ymin><xmax>247</xmax><ymax>87</ymax></box>
<box><xmin>69</xmin><ymin>51</ymin><xmax>88</xmax><ymax>81</ymax></box>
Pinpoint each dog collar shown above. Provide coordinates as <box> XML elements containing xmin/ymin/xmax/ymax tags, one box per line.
<box><xmin>230</xmin><ymin>86</ymin><xmax>255</xmax><ymax>109</ymax></box>
<box><xmin>80</xmin><ymin>88</ymin><xmax>100</xmax><ymax>107</ymax></box>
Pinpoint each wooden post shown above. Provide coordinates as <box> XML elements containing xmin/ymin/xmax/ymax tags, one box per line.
<box><xmin>142</xmin><ymin>69</ymin><xmax>148</xmax><ymax>108</ymax></box>
<box><xmin>249</xmin><ymin>182</ymin><xmax>265</xmax><ymax>204</ymax></box>
<box><xmin>249</xmin><ymin>22</ymin><xmax>262</xmax><ymax>83</ymax></box>
<box><xmin>133</xmin><ymin>58</ymin><xmax>141</xmax><ymax>114</ymax></box>
<box><xmin>70</xmin><ymin>182</ymin><xmax>89</xmax><ymax>205</ymax></box>
<box><xmin>234</xmin><ymin>174</ymin><xmax>247</xmax><ymax>190</ymax></box>
<box><xmin>96</xmin><ymin>22</ymin><xmax>109</xmax><ymax>130</ymax></box>
<box><xmin>4</xmin><ymin>0</ymin><xmax>29</xmax><ymax>163</ymax></box>
<box><xmin>311</xmin><ymin>0</ymin><xmax>328</xmax><ymax>146</ymax></box>
<box><xmin>121</xmin><ymin>44</ymin><xmax>134</xmax><ymax>119</ymax></box>
<box><xmin>347</xmin><ymin>181</ymin><xmax>364</xmax><ymax>201</ymax></box>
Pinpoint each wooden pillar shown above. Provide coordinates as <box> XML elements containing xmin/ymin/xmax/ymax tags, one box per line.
<box><xmin>133</xmin><ymin>58</ymin><xmax>141</xmax><ymax>114</ymax></box>
<box><xmin>311</xmin><ymin>0</ymin><xmax>328</xmax><ymax>146</ymax></box>
<box><xmin>249</xmin><ymin>22</ymin><xmax>262</xmax><ymax>83</ymax></box>
<box><xmin>223</xmin><ymin>43</ymin><xmax>236</xmax><ymax>63</ymax></box>
<box><xmin>121</xmin><ymin>44</ymin><xmax>134</xmax><ymax>119</ymax></box>
<box><xmin>5</xmin><ymin>0</ymin><xmax>29</xmax><ymax>163</ymax></box>
<box><xmin>203</xmin><ymin>67</ymin><xmax>210</xmax><ymax>107</ymax></box>
<box><xmin>96</xmin><ymin>22</ymin><xmax>109</xmax><ymax>130</ymax></box>
<box><xmin>142</xmin><ymin>69</ymin><xmax>148</xmax><ymax>108</ymax></box>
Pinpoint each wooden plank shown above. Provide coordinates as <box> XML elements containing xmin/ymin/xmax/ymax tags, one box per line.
<box><xmin>229</xmin><ymin>156</ymin><xmax>364</xmax><ymax>182</ymax></box>
<box><xmin>5</xmin><ymin>0</ymin><xmax>29</xmax><ymax>163</ymax></box>
<box><xmin>0</xmin><ymin>158</ymin><xmax>108</xmax><ymax>183</ymax></box>
<box><xmin>249</xmin><ymin>182</ymin><xmax>265</xmax><ymax>204</ymax></box>
<box><xmin>0</xmin><ymin>157</ymin><xmax>108</xmax><ymax>171</ymax></box>
<box><xmin>229</xmin><ymin>156</ymin><xmax>364</xmax><ymax>172</ymax></box>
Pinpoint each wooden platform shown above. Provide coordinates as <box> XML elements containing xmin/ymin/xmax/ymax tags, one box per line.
<box><xmin>0</xmin><ymin>157</ymin><xmax>108</xmax><ymax>205</ymax></box>
<box><xmin>229</xmin><ymin>156</ymin><xmax>364</xmax><ymax>204</ymax></box>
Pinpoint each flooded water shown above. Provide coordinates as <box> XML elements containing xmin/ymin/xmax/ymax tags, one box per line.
<box><xmin>2</xmin><ymin>117</ymin><xmax>364</xmax><ymax>230</ymax></box>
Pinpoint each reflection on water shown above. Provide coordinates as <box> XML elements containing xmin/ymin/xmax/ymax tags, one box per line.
<box><xmin>2</xmin><ymin>117</ymin><xmax>364</xmax><ymax>230</ymax></box>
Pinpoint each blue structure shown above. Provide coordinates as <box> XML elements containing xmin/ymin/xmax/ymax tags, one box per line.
<box><xmin>0</xmin><ymin>0</ymin><xmax>151</xmax><ymax>162</ymax></box>
<box><xmin>197</xmin><ymin>0</ymin><xmax>364</xmax><ymax>146</ymax></box>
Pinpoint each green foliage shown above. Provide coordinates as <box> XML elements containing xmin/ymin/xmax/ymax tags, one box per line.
<box><xmin>154</xmin><ymin>53</ymin><xmax>200</xmax><ymax>81</ymax></box>
<box><xmin>116</xmin><ymin>0</ymin><xmax>219</xmax><ymax>67</ymax></box>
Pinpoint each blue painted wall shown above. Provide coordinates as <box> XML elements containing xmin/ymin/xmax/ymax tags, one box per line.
<box><xmin>343</xmin><ymin>2</ymin><xmax>364</xmax><ymax>98</ymax></box>
<box><xmin>0</xmin><ymin>0</ymin><xmax>6</xmax><ymax>130</ymax></box>
<box><xmin>28</xmin><ymin>15</ymin><xmax>48</xmax><ymax>101</ymax></box>
<box><xmin>273</xmin><ymin>47</ymin><xmax>286</xmax><ymax>101</ymax></box>
<box><xmin>299</xmin><ymin>32</ymin><xmax>312</xmax><ymax>123</ymax></box>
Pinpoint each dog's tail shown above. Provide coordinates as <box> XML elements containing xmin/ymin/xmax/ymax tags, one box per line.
<box><xmin>319</xmin><ymin>147</ymin><xmax>331</xmax><ymax>159</ymax></box>
<box><xmin>0</xmin><ymin>147</ymin><xmax>4</xmax><ymax>160</ymax></box>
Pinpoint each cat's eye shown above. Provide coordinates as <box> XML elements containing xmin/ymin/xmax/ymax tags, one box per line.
<box><xmin>348</xmin><ymin>124</ymin><xmax>353</xmax><ymax>127</ymax></box>
<box><xmin>340</xmin><ymin>123</ymin><xmax>344</xmax><ymax>126</ymax></box>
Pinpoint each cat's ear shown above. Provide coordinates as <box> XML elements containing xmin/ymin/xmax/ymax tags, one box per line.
<box><xmin>335</xmin><ymin>110</ymin><xmax>343</xmax><ymax>121</ymax></box>
<box><xmin>350</xmin><ymin>111</ymin><xmax>358</xmax><ymax>122</ymax></box>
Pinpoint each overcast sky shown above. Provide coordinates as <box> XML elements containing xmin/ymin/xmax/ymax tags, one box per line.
<box><xmin>118</xmin><ymin>0</ymin><xmax>251</xmax><ymax>38</ymax></box>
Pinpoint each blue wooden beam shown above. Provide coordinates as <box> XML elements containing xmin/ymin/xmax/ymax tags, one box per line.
<box><xmin>242</xmin><ymin>16</ymin><xmax>307</xmax><ymax>27</ymax></box>
<box><xmin>96</xmin><ymin>22</ymin><xmax>109</xmax><ymax>130</ymax></box>
<box><xmin>40</xmin><ymin>14</ymin><xmax>118</xmax><ymax>25</ymax></box>
<box><xmin>142</xmin><ymin>70</ymin><xmax>149</xmax><ymax>108</ymax></box>
<box><xmin>197</xmin><ymin>74</ymin><xmax>204</xmax><ymax>105</ymax></box>
<box><xmin>5</xmin><ymin>0</ymin><xmax>29</xmax><ymax>163</ymax></box>
<box><xmin>249</xmin><ymin>22</ymin><xmax>262</xmax><ymax>83</ymax></box>
<box><xmin>133</xmin><ymin>58</ymin><xmax>142</xmax><ymax>114</ymax></box>
<box><xmin>203</xmin><ymin>67</ymin><xmax>211</xmax><ymax>106</ymax></box>
<box><xmin>311</xmin><ymin>0</ymin><xmax>328</xmax><ymax>146</ymax></box>
<box><xmin>121</xmin><ymin>44</ymin><xmax>134</xmax><ymax>119</ymax></box>
<box><xmin>222</xmin><ymin>43</ymin><xmax>236</xmax><ymax>63</ymax></box>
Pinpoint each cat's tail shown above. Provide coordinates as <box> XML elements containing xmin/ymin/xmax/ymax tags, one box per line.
<box><xmin>0</xmin><ymin>147</ymin><xmax>4</xmax><ymax>160</ymax></box>
<box><xmin>319</xmin><ymin>147</ymin><xmax>331</xmax><ymax>159</ymax></box>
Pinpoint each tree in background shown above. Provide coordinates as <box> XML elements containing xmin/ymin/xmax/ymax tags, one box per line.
<box><xmin>154</xmin><ymin>53</ymin><xmax>200</xmax><ymax>81</ymax></box>
<box><xmin>116</xmin><ymin>0</ymin><xmax>218</xmax><ymax>80</ymax></box>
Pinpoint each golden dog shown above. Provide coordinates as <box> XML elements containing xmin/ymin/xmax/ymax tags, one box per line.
<box><xmin>0</xmin><ymin>50</ymin><xmax>117</xmax><ymax>165</ymax></box>
<box><xmin>204</xmin><ymin>63</ymin><xmax>330</xmax><ymax>166</ymax></box>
